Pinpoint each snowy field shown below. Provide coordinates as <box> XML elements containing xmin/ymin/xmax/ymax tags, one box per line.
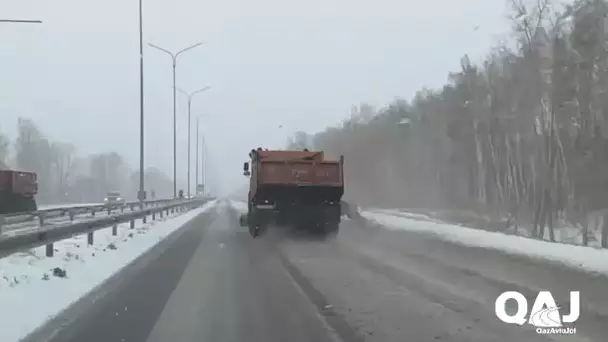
<box><xmin>363</xmin><ymin>210</ymin><xmax>608</xmax><ymax>277</ymax></box>
<box><xmin>0</xmin><ymin>199</ymin><xmax>218</xmax><ymax>342</ymax></box>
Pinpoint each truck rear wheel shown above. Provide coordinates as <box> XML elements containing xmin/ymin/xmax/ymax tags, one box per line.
<box><xmin>0</xmin><ymin>193</ymin><xmax>36</xmax><ymax>214</ymax></box>
<box><xmin>23</xmin><ymin>197</ymin><xmax>37</xmax><ymax>212</ymax></box>
<box><xmin>239</xmin><ymin>214</ymin><xmax>248</xmax><ymax>227</ymax></box>
<box><xmin>321</xmin><ymin>205</ymin><xmax>341</xmax><ymax>238</ymax></box>
<box><xmin>248</xmin><ymin>206</ymin><xmax>267</xmax><ymax>238</ymax></box>
<box><xmin>249</xmin><ymin>224</ymin><xmax>260</xmax><ymax>237</ymax></box>
<box><xmin>325</xmin><ymin>221</ymin><xmax>339</xmax><ymax>237</ymax></box>
<box><xmin>0</xmin><ymin>194</ymin><xmax>13</xmax><ymax>214</ymax></box>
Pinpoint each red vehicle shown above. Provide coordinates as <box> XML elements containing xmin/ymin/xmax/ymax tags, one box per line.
<box><xmin>0</xmin><ymin>170</ymin><xmax>38</xmax><ymax>214</ymax></box>
<box><xmin>240</xmin><ymin>148</ymin><xmax>344</xmax><ymax>237</ymax></box>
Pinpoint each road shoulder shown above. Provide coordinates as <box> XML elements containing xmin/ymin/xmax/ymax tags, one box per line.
<box><xmin>21</xmin><ymin>209</ymin><xmax>217</xmax><ymax>342</ymax></box>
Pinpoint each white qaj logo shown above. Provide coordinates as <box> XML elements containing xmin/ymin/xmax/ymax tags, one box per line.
<box><xmin>495</xmin><ymin>291</ymin><xmax>579</xmax><ymax>335</ymax></box>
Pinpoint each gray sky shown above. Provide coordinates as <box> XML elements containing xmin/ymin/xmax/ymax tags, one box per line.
<box><xmin>2</xmin><ymin>0</ymin><xmax>510</xmax><ymax>196</ymax></box>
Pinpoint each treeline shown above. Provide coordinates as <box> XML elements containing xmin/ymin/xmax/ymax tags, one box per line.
<box><xmin>0</xmin><ymin>118</ymin><xmax>173</xmax><ymax>204</ymax></box>
<box><xmin>289</xmin><ymin>0</ymin><xmax>608</xmax><ymax>246</ymax></box>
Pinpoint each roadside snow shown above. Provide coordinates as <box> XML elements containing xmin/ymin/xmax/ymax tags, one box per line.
<box><xmin>368</xmin><ymin>209</ymin><xmax>441</xmax><ymax>222</ymax></box>
<box><xmin>362</xmin><ymin>211</ymin><xmax>608</xmax><ymax>277</ymax></box>
<box><xmin>38</xmin><ymin>203</ymin><xmax>103</xmax><ymax>210</ymax></box>
<box><xmin>369</xmin><ymin>208</ymin><xmax>604</xmax><ymax>247</ymax></box>
<box><xmin>3</xmin><ymin>211</ymin><xmax>117</xmax><ymax>237</ymax></box>
<box><xmin>0</xmin><ymin>200</ymin><xmax>218</xmax><ymax>342</ymax></box>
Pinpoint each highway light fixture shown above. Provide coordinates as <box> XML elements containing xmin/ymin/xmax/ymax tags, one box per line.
<box><xmin>195</xmin><ymin>115</ymin><xmax>207</xmax><ymax>196</ymax></box>
<box><xmin>177</xmin><ymin>87</ymin><xmax>211</xmax><ymax>198</ymax></box>
<box><xmin>148</xmin><ymin>42</ymin><xmax>204</xmax><ymax>198</ymax></box>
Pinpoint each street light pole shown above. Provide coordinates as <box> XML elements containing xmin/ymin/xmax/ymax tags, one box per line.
<box><xmin>195</xmin><ymin>117</ymin><xmax>200</xmax><ymax>195</ymax></box>
<box><xmin>202</xmin><ymin>135</ymin><xmax>207</xmax><ymax>195</ymax></box>
<box><xmin>148</xmin><ymin>42</ymin><xmax>203</xmax><ymax>198</ymax></box>
<box><xmin>138</xmin><ymin>0</ymin><xmax>145</xmax><ymax>208</ymax></box>
<box><xmin>172</xmin><ymin>59</ymin><xmax>176</xmax><ymax>198</ymax></box>
<box><xmin>177</xmin><ymin>87</ymin><xmax>211</xmax><ymax>197</ymax></box>
<box><xmin>0</xmin><ymin>19</ymin><xmax>43</xmax><ymax>23</ymax></box>
<box><xmin>187</xmin><ymin>95</ymin><xmax>191</xmax><ymax>197</ymax></box>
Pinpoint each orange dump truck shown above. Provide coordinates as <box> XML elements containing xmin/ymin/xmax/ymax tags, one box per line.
<box><xmin>0</xmin><ymin>169</ymin><xmax>38</xmax><ymax>214</ymax></box>
<box><xmin>240</xmin><ymin>148</ymin><xmax>344</xmax><ymax>237</ymax></box>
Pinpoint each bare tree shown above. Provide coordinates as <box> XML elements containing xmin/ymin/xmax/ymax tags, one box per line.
<box><xmin>50</xmin><ymin>142</ymin><xmax>76</xmax><ymax>202</ymax></box>
<box><xmin>0</xmin><ymin>130</ymin><xmax>9</xmax><ymax>168</ymax></box>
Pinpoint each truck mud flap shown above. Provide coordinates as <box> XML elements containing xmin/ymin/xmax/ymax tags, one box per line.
<box><xmin>249</xmin><ymin>224</ymin><xmax>268</xmax><ymax>238</ymax></box>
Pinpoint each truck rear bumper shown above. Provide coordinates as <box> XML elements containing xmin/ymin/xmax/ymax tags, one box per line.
<box><xmin>254</xmin><ymin>204</ymin><xmax>275</xmax><ymax>209</ymax></box>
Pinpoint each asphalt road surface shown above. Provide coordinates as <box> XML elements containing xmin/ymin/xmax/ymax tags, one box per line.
<box><xmin>25</xmin><ymin>200</ymin><xmax>606</xmax><ymax>342</ymax></box>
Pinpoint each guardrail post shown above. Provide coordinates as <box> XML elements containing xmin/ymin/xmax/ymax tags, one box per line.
<box><xmin>46</xmin><ymin>243</ymin><xmax>53</xmax><ymax>257</ymax></box>
<box><xmin>130</xmin><ymin>219</ymin><xmax>135</xmax><ymax>229</ymax></box>
<box><xmin>87</xmin><ymin>231</ymin><xmax>94</xmax><ymax>245</ymax></box>
<box><xmin>160</xmin><ymin>209</ymin><xmax>164</xmax><ymax>219</ymax></box>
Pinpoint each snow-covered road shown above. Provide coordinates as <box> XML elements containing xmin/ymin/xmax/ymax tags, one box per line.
<box><xmin>6</xmin><ymin>200</ymin><xmax>606</xmax><ymax>342</ymax></box>
<box><xmin>227</xmin><ymin>201</ymin><xmax>608</xmax><ymax>278</ymax></box>
<box><xmin>0</xmin><ymin>200</ymin><xmax>217</xmax><ymax>342</ymax></box>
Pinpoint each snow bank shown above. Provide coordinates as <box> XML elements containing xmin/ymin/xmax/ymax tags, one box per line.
<box><xmin>38</xmin><ymin>203</ymin><xmax>104</xmax><ymax>210</ymax></box>
<box><xmin>0</xmin><ymin>200</ymin><xmax>218</xmax><ymax>342</ymax></box>
<box><xmin>369</xmin><ymin>209</ymin><xmax>439</xmax><ymax>222</ymax></box>
<box><xmin>369</xmin><ymin>208</ymin><xmax>604</xmax><ymax>247</ymax></box>
<box><xmin>362</xmin><ymin>211</ymin><xmax>608</xmax><ymax>277</ymax></box>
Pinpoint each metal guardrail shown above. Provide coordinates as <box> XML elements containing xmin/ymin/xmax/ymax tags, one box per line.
<box><xmin>0</xmin><ymin>198</ymin><xmax>207</xmax><ymax>230</ymax></box>
<box><xmin>0</xmin><ymin>198</ymin><xmax>211</xmax><ymax>259</ymax></box>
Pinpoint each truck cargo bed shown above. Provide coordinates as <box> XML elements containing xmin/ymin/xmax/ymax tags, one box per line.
<box><xmin>250</xmin><ymin>157</ymin><xmax>344</xmax><ymax>203</ymax></box>
<box><xmin>258</xmin><ymin>160</ymin><xmax>341</xmax><ymax>184</ymax></box>
<box><xmin>0</xmin><ymin>170</ymin><xmax>38</xmax><ymax>195</ymax></box>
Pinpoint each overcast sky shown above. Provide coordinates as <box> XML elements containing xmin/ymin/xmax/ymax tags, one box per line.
<box><xmin>2</xmin><ymin>0</ymin><xmax>510</xmax><ymax>196</ymax></box>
